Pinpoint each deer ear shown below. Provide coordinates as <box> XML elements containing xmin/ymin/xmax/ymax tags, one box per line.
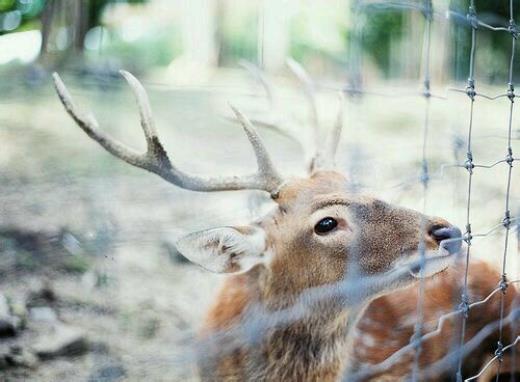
<box><xmin>175</xmin><ymin>226</ymin><xmax>267</xmax><ymax>274</ymax></box>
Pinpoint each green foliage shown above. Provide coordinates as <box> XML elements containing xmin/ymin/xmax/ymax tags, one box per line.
<box><xmin>0</xmin><ymin>0</ymin><xmax>15</xmax><ymax>12</ymax></box>
<box><xmin>60</xmin><ymin>254</ymin><xmax>91</xmax><ymax>274</ymax></box>
<box><xmin>450</xmin><ymin>0</ymin><xmax>520</xmax><ymax>83</ymax></box>
<box><xmin>0</xmin><ymin>0</ymin><xmax>45</xmax><ymax>34</ymax></box>
<box><xmin>89</xmin><ymin>27</ymin><xmax>181</xmax><ymax>68</ymax></box>
<box><xmin>289</xmin><ymin>3</ymin><xmax>349</xmax><ymax>67</ymax></box>
<box><xmin>360</xmin><ymin>10</ymin><xmax>404</xmax><ymax>77</ymax></box>
<box><xmin>218</xmin><ymin>11</ymin><xmax>257</xmax><ymax>65</ymax></box>
<box><xmin>0</xmin><ymin>0</ymin><xmax>147</xmax><ymax>35</ymax></box>
<box><xmin>87</xmin><ymin>0</ymin><xmax>147</xmax><ymax>30</ymax></box>
<box><xmin>16</xmin><ymin>0</ymin><xmax>45</xmax><ymax>18</ymax></box>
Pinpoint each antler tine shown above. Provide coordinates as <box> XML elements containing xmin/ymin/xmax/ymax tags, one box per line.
<box><xmin>119</xmin><ymin>70</ymin><xmax>158</xmax><ymax>147</ymax></box>
<box><xmin>286</xmin><ymin>57</ymin><xmax>319</xmax><ymax>133</ymax></box>
<box><xmin>327</xmin><ymin>92</ymin><xmax>345</xmax><ymax>164</ymax></box>
<box><xmin>237</xmin><ymin>60</ymin><xmax>305</xmax><ymax>145</ymax></box>
<box><xmin>286</xmin><ymin>60</ymin><xmax>346</xmax><ymax>172</ymax></box>
<box><xmin>239</xmin><ymin>60</ymin><xmax>275</xmax><ymax>111</ymax></box>
<box><xmin>286</xmin><ymin>58</ymin><xmax>325</xmax><ymax>172</ymax></box>
<box><xmin>52</xmin><ymin>72</ymin><xmax>147</xmax><ymax>168</ymax></box>
<box><xmin>53</xmin><ymin>72</ymin><xmax>283</xmax><ymax>195</ymax></box>
<box><xmin>118</xmin><ymin>70</ymin><xmax>175</xmax><ymax>171</ymax></box>
<box><xmin>229</xmin><ymin>104</ymin><xmax>282</xmax><ymax>187</ymax></box>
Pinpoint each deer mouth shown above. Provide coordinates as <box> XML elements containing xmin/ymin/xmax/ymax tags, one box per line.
<box><xmin>405</xmin><ymin>247</ymin><xmax>457</xmax><ymax>279</ymax></box>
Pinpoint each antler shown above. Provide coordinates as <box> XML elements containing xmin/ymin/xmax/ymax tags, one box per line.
<box><xmin>52</xmin><ymin>71</ymin><xmax>283</xmax><ymax>195</ymax></box>
<box><xmin>237</xmin><ymin>61</ymin><xmax>301</xmax><ymax>144</ymax></box>
<box><xmin>237</xmin><ymin>59</ymin><xmax>345</xmax><ymax>173</ymax></box>
<box><xmin>323</xmin><ymin>92</ymin><xmax>345</xmax><ymax>166</ymax></box>
<box><xmin>286</xmin><ymin>58</ymin><xmax>320</xmax><ymax>138</ymax></box>
<box><xmin>284</xmin><ymin>59</ymin><xmax>346</xmax><ymax>172</ymax></box>
<box><xmin>235</xmin><ymin>60</ymin><xmax>347</xmax><ymax>173</ymax></box>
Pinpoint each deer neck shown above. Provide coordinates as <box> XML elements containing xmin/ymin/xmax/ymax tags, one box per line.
<box><xmin>248</xmin><ymin>271</ymin><xmax>371</xmax><ymax>380</ymax></box>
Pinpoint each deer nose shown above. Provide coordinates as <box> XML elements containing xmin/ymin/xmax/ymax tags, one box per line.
<box><xmin>428</xmin><ymin>223</ymin><xmax>462</xmax><ymax>254</ymax></box>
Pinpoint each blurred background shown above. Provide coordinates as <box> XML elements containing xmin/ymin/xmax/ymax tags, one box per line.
<box><xmin>0</xmin><ymin>0</ymin><xmax>519</xmax><ymax>381</ymax></box>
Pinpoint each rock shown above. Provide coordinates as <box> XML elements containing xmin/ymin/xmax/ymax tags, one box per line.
<box><xmin>0</xmin><ymin>354</ymin><xmax>8</xmax><ymax>370</ymax></box>
<box><xmin>26</xmin><ymin>281</ymin><xmax>56</xmax><ymax>308</ymax></box>
<box><xmin>138</xmin><ymin>315</ymin><xmax>161</xmax><ymax>339</ymax></box>
<box><xmin>0</xmin><ymin>293</ymin><xmax>23</xmax><ymax>337</ymax></box>
<box><xmin>10</xmin><ymin>301</ymin><xmax>27</xmax><ymax>329</ymax></box>
<box><xmin>4</xmin><ymin>346</ymin><xmax>38</xmax><ymax>369</ymax></box>
<box><xmin>0</xmin><ymin>293</ymin><xmax>9</xmax><ymax>316</ymax></box>
<box><xmin>61</xmin><ymin>232</ymin><xmax>82</xmax><ymax>256</ymax></box>
<box><xmin>0</xmin><ymin>318</ymin><xmax>17</xmax><ymax>338</ymax></box>
<box><xmin>29</xmin><ymin>306</ymin><xmax>58</xmax><ymax>323</ymax></box>
<box><xmin>32</xmin><ymin>324</ymin><xmax>88</xmax><ymax>360</ymax></box>
<box><xmin>88</xmin><ymin>363</ymin><xmax>126</xmax><ymax>382</ymax></box>
<box><xmin>82</xmin><ymin>270</ymin><xmax>112</xmax><ymax>289</ymax></box>
<box><xmin>89</xmin><ymin>341</ymin><xmax>110</xmax><ymax>355</ymax></box>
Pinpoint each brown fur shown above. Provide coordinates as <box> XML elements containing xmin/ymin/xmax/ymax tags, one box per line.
<box><xmin>196</xmin><ymin>171</ymin><xmax>471</xmax><ymax>381</ymax></box>
<box><xmin>201</xmin><ymin>261</ymin><xmax>519</xmax><ymax>381</ymax></box>
<box><xmin>351</xmin><ymin>260</ymin><xmax>519</xmax><ymax>380</ymax></box>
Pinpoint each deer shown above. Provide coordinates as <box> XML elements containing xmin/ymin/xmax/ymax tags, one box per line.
<box><xmin>51</xmin><ymin>67</ymin><xmax>516</xmax><ymax>381</ymax></box>
<box><xmin>237</xmin><ymin>61</ymin><xmax>520</xmax><ymax>381</ymax></box>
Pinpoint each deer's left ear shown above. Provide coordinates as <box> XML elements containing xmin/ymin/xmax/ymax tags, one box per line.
<box><xmin>175</xmin><ymin>226</ymin><xmax>268</xmax><ymax>273</ymax></box>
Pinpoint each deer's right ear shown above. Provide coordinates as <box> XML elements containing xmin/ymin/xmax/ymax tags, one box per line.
<box><xmin>175</xmin><ymin>226</ymin><xmax>268</xmax><ymax>274</ymax></box>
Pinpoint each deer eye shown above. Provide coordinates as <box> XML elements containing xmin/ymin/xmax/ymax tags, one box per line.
<box><xmin>314</xmin><ymin>217</ymin><xmax>338</xmax><ymax>234</ymax></box>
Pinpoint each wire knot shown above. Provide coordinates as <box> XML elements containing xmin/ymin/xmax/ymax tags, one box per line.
<box><xmin>506</xmin><ymin>147</ymin><xmax>514</xmax><ymax>166</ymax></box>
<box><xmin>499</xmin><ymin>274</ymin><xmax>508</xmax><ymax>294</ymax></box>
<box><xmin>467</xmin><ymin>6</ymin><xmax>478</xmax><ymax>29</ymax></box>
<box><xmin>495</xmin><ymin>341</ymin><xmax>504</xmax><ymax>361</ymax></box>
<box><xmin>507</xmin><ymin>83</ymin><xmax>515</xmax><ymax>102</ymax></box>
<box><xmin>423</xmin><ymin>79</ymin><xmax>431</xmax><ymax>98</ymax></box>
<box><xmin>464</xmin><ymin>224</ymin><xmax>472</xmax><ymax>245</ymax></box>
<box><xmin>466</xmin><ymin>79</ymin><xmax>476</xmax><ymax>100</ymax></box>
<box><xmin>503</xmin><ymin>210</ymin><xmax>512</xmax><ymax>228</ymax></box>
<box><xmin>509</xmin><ymin>20</ymin><xmax>519</xmax><ymax>39</ymax></box>
<box><xmin>459</xmin><ymin>294</ymin><xmax>470</xmax><ymax>318</ymax></box>
<box><xmin>409</xmin><ymin>322</ymin><xmax>424</xmax><ymax>349</ymax></box>
<box><xmin>421</xmin><ymin>0</ymin><xmax>433</xmax><ymax>21</ymax></box>
<box><xmin>464</xmin><ymin>152</ymin><xmax>474</xmax><ymax>173</ymax></box>
<box><xmin>420</xmin><ymin>160</ymin><xmax>429</xmax><ymax>186</ymax></box>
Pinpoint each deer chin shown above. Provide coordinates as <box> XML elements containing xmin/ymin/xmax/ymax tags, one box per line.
<box><xmin>405</xmin><ymin>247</ymin><xmax>457</xmax><ymax>279</ymax></box>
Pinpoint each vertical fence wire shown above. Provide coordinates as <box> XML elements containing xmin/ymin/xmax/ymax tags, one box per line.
<box><xmin>514</xmin><ymin>207</ymin><xmax>520</xmax><ymax>377</ymax></box>
<box><xmin>455</xmin><ymin>1</ymin><xmax>478</xmax><ymax>379</ymax></box>
<box><xmin>411</xmin><ymin>1</ymin><xmax>433</xmax><ymax>380</ymax></box>
<box><xmin>492</xmin><ymin>0</ymin><xmax>517</xmax><ymax>380</ymax></box>
<box><xmin>257</xmin><ymin>0</ymin><xmax>265</xmax><ymax>69</ymax></box>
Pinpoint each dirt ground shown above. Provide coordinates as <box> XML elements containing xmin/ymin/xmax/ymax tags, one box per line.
<box><xmin>0</xmin><ymin>66</ymin><xmax>519</xmax><ymax>381</ymax></box>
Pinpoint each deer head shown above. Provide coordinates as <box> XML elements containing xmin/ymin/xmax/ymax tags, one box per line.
<box><xmin>52</xmin><ymin>69</ymin><xmax>462</xmax><ymax>310</ymax></box>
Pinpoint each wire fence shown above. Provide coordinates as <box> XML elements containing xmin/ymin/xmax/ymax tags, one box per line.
<box><xmin>101</xmin><ymin>1</ymin><xmax>519</xmax><ymax>379</ymax></box>
<box><xmin>341</xmin><ymin>0</ymin><xmax>519</xmax><ymax>380</ymax></box>
<box><xmin>235</xmin><ymin>1</ymin><xmax>520</xmax><ymax>380</ymax></box>
<box><xmin>3</xmin><ymin>1</ymin><xmax>519</xmax><ymax>381</ymax></box>
<box><xmin>178</xmin><ymin>0</ymin><xmax>520</xmax><ymax>377</ymax></box>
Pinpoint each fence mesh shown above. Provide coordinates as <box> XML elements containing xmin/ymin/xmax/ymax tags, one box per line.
<box><xmin>339</xmin><ymin>0</ymin><xmax>519</xmax><ymax>380</ymax></box>
<box><xmin>4</xmin><ymin>1</ymin><xmax>519</xmax><ymax>381</ymax></box>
